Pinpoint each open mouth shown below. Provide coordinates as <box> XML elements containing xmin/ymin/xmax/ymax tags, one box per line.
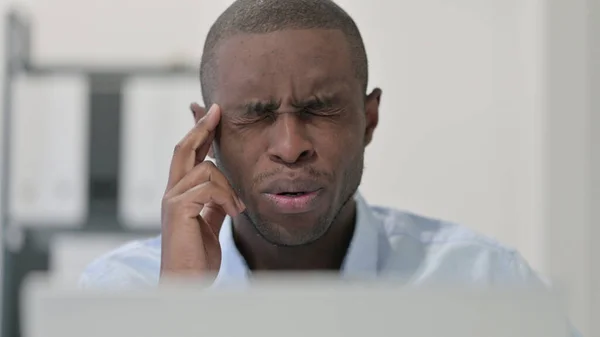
<box><xmin>277</xmin><ymin>192</ymin><xmax>309</xmax><ymax>197</ymax></box>
<box><xmin>263</xmin><ymin>189</ymin><xmax>322</xmax><ymax>213</ymax></box>
<box><xmin>260</xmin><ymin>179</ymin><xmax>323</xmax><ymax>213</ymax></box>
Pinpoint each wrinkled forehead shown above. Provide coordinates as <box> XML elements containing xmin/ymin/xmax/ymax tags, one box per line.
<box><xmin>211</xmin><ymin>29</ymin><xmax>359</xmax><ymax>106</ymax></box>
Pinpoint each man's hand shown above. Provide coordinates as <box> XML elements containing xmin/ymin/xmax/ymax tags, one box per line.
<box><xmin>160</xmin><ymin>103</ymin><xmax>245</xmax><ymax>281</ymax></box>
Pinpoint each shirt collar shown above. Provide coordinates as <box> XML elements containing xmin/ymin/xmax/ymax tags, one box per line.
<box><xmin>340</xmin><ymin>192</ymin><xmax>380</xmax><ymax>278</ymax></box>
<box><xmin>213</xmin><ymin>192</ymin><xmax>381</xmax><ymax>287</ymax></box>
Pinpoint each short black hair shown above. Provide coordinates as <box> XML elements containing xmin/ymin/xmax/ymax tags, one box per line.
<box><xmin>199</xmin><ymin>0</ymin><xmax>368</xmax><ymax>106</ymax></box>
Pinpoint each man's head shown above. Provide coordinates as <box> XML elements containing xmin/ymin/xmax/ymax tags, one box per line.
<box><xmin>195</xmin><ymin>0</ymin><xmax>381</xmax><ymax>246</ymax></box>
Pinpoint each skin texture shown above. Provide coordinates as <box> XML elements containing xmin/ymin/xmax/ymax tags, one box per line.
<box><xmin>160</xmin><ymin>28</ymin><xmax>381</xmax><ymax>278</ymax></box>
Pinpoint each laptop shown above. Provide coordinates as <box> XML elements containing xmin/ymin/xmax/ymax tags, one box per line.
<box><xmin>21</xmin><ymin>274</ymin><xmax>569</xmax><ymax>337</ymax></box>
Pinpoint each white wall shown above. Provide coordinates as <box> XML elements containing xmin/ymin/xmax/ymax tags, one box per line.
<box><xmin>0</xmin><ymin>0</ymin><xmax>594</xmax><ymax>335</ymax></box>
<box><xmin>356</xmin><ymin>0</ymin><xmax>546</xmax><ymax>272</ymax></box>
<box><xmin>543</xmin><ymin>0</ymin><xmax>593</xmax><ymax>334</ymax></box>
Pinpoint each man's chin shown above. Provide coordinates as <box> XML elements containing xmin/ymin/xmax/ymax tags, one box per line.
<box><xmin>255</xmin><ymin>223</ymin><xmax>330</xmax><ymax>247</ymax></box>
<box><xmin>244</xmin><ymin>211</ymin><xmax>331</xmax><ymax>246</ymax></box>
<box><xmin>257</xmin><ymin>211</ymin><xmax>327</xmax><ymax>230</ymax></box>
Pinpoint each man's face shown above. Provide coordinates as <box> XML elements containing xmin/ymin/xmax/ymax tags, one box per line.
<box><xmin>209</xmin><ymin>29</ymin><xmax>380</xmax><ymax>246</ymax></box>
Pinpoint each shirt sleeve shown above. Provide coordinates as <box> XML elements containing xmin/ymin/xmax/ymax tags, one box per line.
<box><xmin>77</xmin><ymin>258</ymin><xmax>144</xmax><ymax>290</ymax></box>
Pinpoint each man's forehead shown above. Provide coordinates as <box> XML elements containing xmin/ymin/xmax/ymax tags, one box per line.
<box><xmin>215</xmin><ymin>28</ymin><xmax>350</xmax><ymax>54</ymax></box>
<box><xmin>211</xmin><ymin>29</ymin><xmax>356</xmax><ymax>101</ymax></box>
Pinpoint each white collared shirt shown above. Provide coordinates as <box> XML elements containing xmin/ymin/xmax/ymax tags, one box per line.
<box><xmin>79</xmin><ymin>194</ymin><xmax>583</xmax><ymax>336</ymax></box>
<box><xmin>79</xmin><ymin>192</ymin><xmax>544</xmax><ymax>288</ymax></box>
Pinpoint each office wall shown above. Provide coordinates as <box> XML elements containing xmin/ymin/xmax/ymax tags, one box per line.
<box><xmin>0</xmin><ymin>0</ymin><xmax>594</xmax><ymax>335</ymax></box>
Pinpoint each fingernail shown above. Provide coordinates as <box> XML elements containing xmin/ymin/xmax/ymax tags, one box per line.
<box><xmin>207</xmin><ymin>104</ymin><xmax>218</xmax><ymax>115</ymax></box>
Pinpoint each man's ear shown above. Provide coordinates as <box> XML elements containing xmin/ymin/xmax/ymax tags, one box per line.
<box><xmin>190</xmin><ymin>102</ymin><xmax>215</xmax><ymax>158</ymax></box>
<box><xmin>364</xmin><ymin>88</ymin><xmax>381</xmax><ymax>146</ymax></box>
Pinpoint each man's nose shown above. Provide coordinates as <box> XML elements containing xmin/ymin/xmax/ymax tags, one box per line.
<box><xmin>267</xmin><ymin>113</ymin><xmax>315</xmax><ymax>165</ymax></box>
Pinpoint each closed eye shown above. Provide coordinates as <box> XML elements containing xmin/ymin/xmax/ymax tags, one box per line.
<box><xmin>298</xmin><ymin>97</ymin><xmax>342</xmax><ymax>117</ymax></box>
<box><xmin>234</xmin><ymin>111</ymin><xmax>275</xmax><ymax>125</ymax></box>
<box><xmin>305</xmin><ymin>105</ymin><xmax>340</xmax><ymax>115</ymax></box>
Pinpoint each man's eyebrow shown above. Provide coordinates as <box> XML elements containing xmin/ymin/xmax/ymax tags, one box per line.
<box><xmin>243</xmin><ymin>98</ymin><xmax>281</xmax><ymax>114</ymax></box>
<box><xmin>291</xmin><ymin>93</ymin><xmax>338</xmax><ymax>109</ymax></box>
<box><xmin>231</xmin><ymin>87</ymin><xmax>345</xmax><ymax>115</ymax></box>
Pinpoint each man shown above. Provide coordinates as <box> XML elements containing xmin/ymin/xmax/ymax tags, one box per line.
<box><xmin>81</xmin><ymin>0</ymin><xmax>544</xmax><ymax>289</ymax></box>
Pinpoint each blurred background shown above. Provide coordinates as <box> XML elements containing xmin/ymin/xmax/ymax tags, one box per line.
<box><xmin>0</xmin><ymin>0</ymin><xmax>597</xmax><ymax>336</ymax></box>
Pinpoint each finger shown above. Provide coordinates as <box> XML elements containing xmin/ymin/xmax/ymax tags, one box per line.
<box><xmin>196</xmin><ymin>218</ymin><xmax>222</xmax><ymax>271</ymax></box>
<box><xmin>166</xmin><ymin>161</ymin><xmax>244</xmax><ymax>211</ymax></box>
<box><xmin>190</xmin><ymin>103</ymin><xmax>217</xmax><ymax>161</ymax></box>
<box><xmin>190</xmin><ymin>103</ymin><xmax>216</xmax><ymax>162</ymax></box>
<box><xmin>195</xmin><ymin>130</ymin><xmax>215</xmax><ymax>165</ymax></box>
<box><xmin>167</xmin><ymin>161</ymin><xmax>226</xmax><ymax>195</ymax></box>
<box><xmin>167</xmin><ymin>104</ymin><xmax>221</xmax><ymax>190</ymax></box>
<box><xmin>200</xmin><ymin>203</ymin><xmax>227</xmax><ymax>237</ymax></box>
<box><xmin>175</xmin><ymin>181</ymin><xmax>241</xmax><ymax>218</ymax></box>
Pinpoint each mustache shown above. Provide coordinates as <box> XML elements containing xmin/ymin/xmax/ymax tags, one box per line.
<box><xmin>252</xmin><ymin>166</ymin><xmax>334</xmax><ymax>186</ymax></box>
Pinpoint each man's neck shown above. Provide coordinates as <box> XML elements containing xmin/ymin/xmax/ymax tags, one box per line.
<box><xmin>231</xmin><ymin>199</ymin><xmax>357</xmax><ymax>271</ymax></box>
